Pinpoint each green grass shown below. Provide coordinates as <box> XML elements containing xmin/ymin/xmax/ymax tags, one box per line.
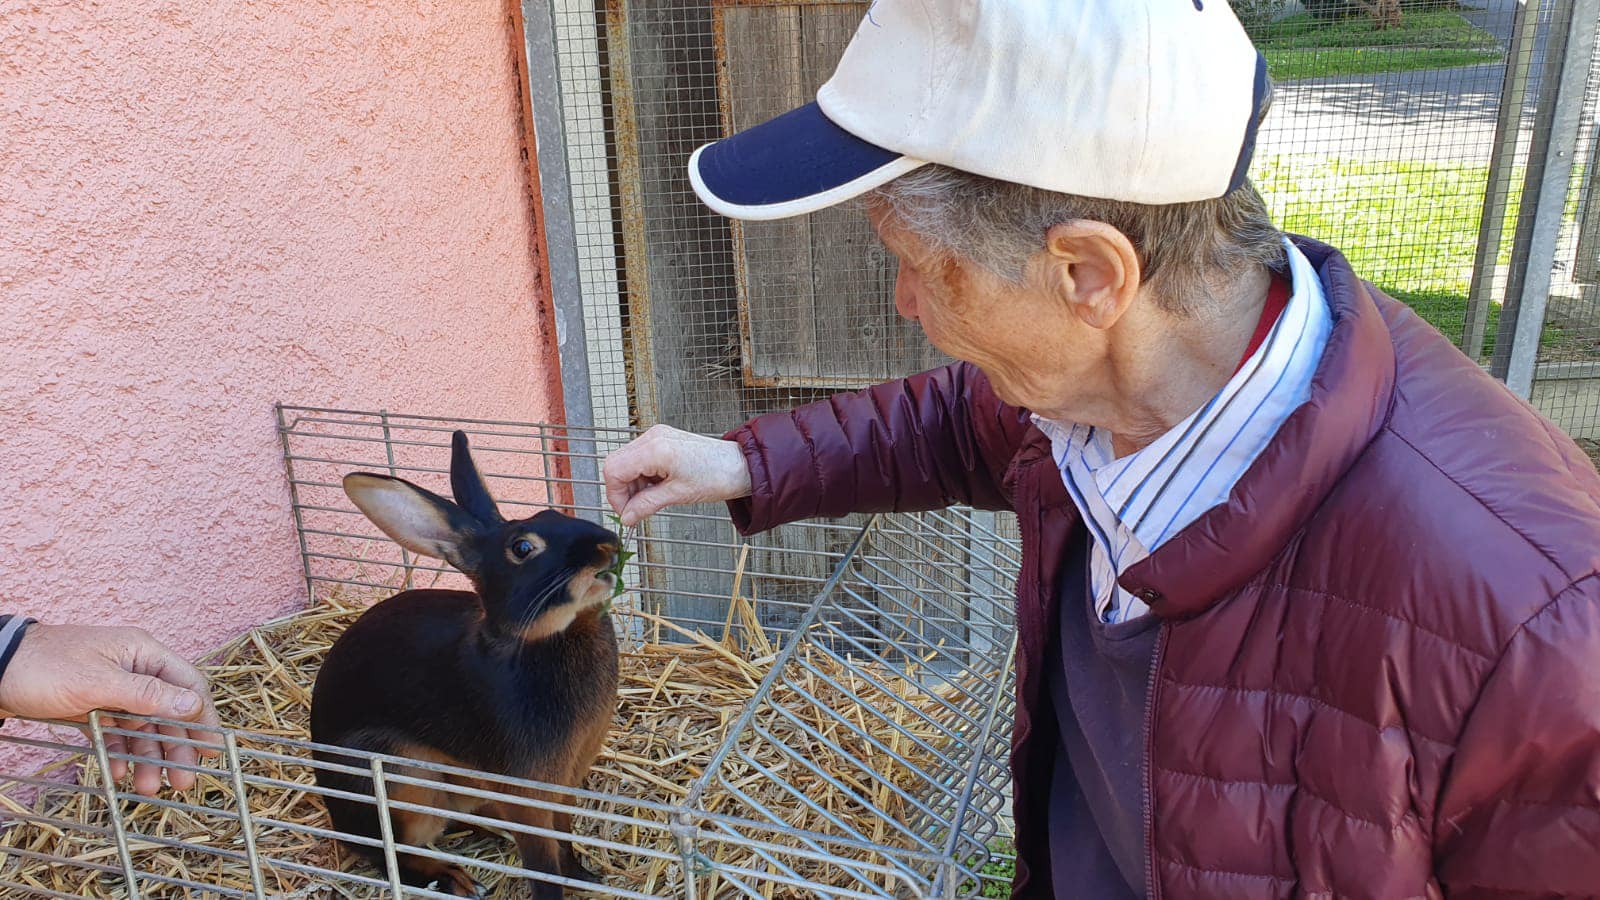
<box><xmin>1252</xmin><ymin>153</ymin><xmax>1591</xmax><ymax>358</ymax></box>
<box><xmin>1254</xmin><ymin>11</ymin><xmax>1502</xmax><ymax>81</ymax></box>
<box><xmin>977</xmin><ymin>841</ymin><xmax>1015</xmax><ymax>898</ymax></box>
<box><xmin>1252</xmin><ymin>154</ymin><xmax>1517</xmax><ymax>353</ymax></box>
<box><xmin>1266</xmin><ymin>46</ymin><xmax>1501</xmax><ymax>80</ymax></box>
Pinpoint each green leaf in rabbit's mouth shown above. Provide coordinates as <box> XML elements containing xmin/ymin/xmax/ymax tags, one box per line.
<box><xmin>603</xmin><ymin>514</ymin><xmax>636</xmax><ymax>614</ymax></box>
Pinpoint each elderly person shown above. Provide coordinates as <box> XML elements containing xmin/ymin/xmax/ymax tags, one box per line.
<box><xmin>605</xmin><ymin>0</ymin><xmax>1600</xmax><ymax>896</ymax></box>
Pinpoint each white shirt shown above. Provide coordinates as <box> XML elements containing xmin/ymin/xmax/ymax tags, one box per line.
<box><xmin>1032</xmin><ymin>239</ymin><xmax>1332</xmax><ymax>623</ymax></box>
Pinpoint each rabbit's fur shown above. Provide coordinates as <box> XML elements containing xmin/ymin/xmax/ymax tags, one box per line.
<box><xmin>310</xmin><ymin>431</ymin><xmax>620</xmax><ymax>898</ymax></box>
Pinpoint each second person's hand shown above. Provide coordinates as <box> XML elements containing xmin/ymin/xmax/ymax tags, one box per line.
<box><xmin>603</xmin><ymin>425</ymin><xmax>752</xmax><ymax>526</ymax></box>
<box><xmin>0</xmin><ymin>624</ymin><xmax>221</xmax><ymax>795</ymax></box>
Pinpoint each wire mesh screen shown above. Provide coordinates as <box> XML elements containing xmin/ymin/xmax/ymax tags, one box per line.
<box><xmin>547</xmin><ymin>0</ymin><xmax>946</xmax><ymax>438</ymax></box>
<box><xmin>537</xmin><ymin>0</ymin><xmax>1599</xmax><ymax>469</ymax></box>
<box><xmin>1248</xmin><ymin>0</ymin><xmax>1523</xmax><ymax>350</ymax></box>
<box><xmin>1247</xmin><ymin>0</ymin><xmax>1600</xmax><ymax>464</ymax></box>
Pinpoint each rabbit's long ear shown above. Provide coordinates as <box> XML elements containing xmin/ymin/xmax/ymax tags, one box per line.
<box><xmin>344</xmin><ymin>473</ymin><xmax>482</xmax><ymax>574</ymax></box>
<box><xmin>450</xmin><ymin>431</ymin><xmax>505</xmax><ymax>526</ymax></box>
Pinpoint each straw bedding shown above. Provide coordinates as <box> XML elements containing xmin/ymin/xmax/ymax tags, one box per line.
<box><xmin>0</xmin><ymin>578</ymin><xmax>980</xmax><ymax>898</ymax></box>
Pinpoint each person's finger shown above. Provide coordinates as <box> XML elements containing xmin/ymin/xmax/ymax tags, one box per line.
<box><xmin>602</xmin><ymin>436</ymin><xmax>645</xmax><ymax>479</ymax></box>
<box><xmin>117</xmin><ymin>631</ymin><xmax>222</xmax><ymax>762</ymax></box>
<box><xmin>103</xmin><ymin>726</ymin><xmax>129</xmax><ymax>783</ymax></box>
<box><xmin>125</xmin><ymin>722</ymin><xmax>164</xmax><ymax>795</ymax></box>
<box><xmin>605</xmin><ymin>479</ymin><xmax>636</xmax><ymax>517</ymax></box>
<box><xmin>619</xmin><ymin>487</ymin><xmax>663</xmax><ymax>525</ymax></box>
<box><xmin>620</xmin><ymin>481</ymin><xmax>690</xmax><ymax>526</ymax></box>
<box><xmin>191</xmin><ymin>723</ymin><xmax>222</xmax><ymax>759</ymax></box>
<box><xmin>603</xmin><ymin>444</ymin><xmax>660</xmax><ymax>514</ymax></box>
<box><xmin>157</xmin><ymin>721</ymin><xmax>199</xmax><ymax>791</ymax></box>
<box><xmin>135</xmin><ymin>643</ymin><xmax>218</xmax><ymax>731</ymax></box>
<box><xmin>174</xmin><ymin>688</ymin><xmax>220</xmax><ymax>758</ymax></box>
<box><xmin>90</xmin><ymin>670</ymin><xmax>204</xmax><ymax>723</ymax></box>
<box><xmin>187</xmin><ymin>692</ymin><xmax>222</xmax><ymax>758</ymax></box>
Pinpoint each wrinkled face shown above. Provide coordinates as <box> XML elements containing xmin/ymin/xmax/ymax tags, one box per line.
<box><xmin>868</xmin><ymin>204</ymin><xmax>1095</xmax><ymax>413</ymax></box>
<box><xmin>469</xmin><ymin>510</ymin><xmax>619</xmax><ymax>640</ymax></box>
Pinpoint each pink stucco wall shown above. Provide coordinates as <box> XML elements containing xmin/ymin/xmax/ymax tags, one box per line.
<box><xmin>1</xmin><ymin>0</ymin><xmax>561</xmax><ymax>669</ymax></box>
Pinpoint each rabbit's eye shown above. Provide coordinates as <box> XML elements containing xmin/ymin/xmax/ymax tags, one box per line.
<box><xmin>505</xmin><ymin>533</ymin><xmax>545</xmax><ymax>562</ymax></box>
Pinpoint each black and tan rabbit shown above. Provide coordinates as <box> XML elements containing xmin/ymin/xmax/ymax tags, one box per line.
<box><xmin>310</xmin><ymin>431</ymin><xmax>620</xmax><ymax>898</ymax></box>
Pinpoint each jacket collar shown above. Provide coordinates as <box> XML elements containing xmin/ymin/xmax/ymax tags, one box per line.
<box><xmin>1116</xmin><ymin>237</ymin><xmax>1398</xmax><ymax>619</ymax></box>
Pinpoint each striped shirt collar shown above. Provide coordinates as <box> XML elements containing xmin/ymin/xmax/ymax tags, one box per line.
<box><xmin>1033</xmin><ymin>239</ymin><xmax>1333</xmax><ymax>623</ymax></box>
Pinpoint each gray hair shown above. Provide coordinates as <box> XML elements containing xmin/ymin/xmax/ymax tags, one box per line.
<box><xmin>865</xmin><ymin>168</ymin><xmax>1287</xmax><ymax>317</ymax></box>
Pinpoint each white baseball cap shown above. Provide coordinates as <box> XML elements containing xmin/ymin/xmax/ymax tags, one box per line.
<box><xmin>689</xmin><ymin>0</ymin><xmax>1269</xmax><ymax>221</ymax></box>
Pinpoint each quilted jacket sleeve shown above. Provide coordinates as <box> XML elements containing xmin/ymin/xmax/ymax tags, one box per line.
<box><xmin>723</xmin><ymin>361</ymin><xmax>1033</xmax><ymax>535</ymax></box>
<box><xmin>1433</xmin><ymin>575</ymin><xmax>1600</xmax><ymax>897</ymax></box>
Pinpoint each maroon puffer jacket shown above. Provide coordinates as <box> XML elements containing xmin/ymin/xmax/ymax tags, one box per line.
<box><xmin>725</xmin><ymin>239</ymin><xmax>1600</xmax><ymax>898</ymax></box>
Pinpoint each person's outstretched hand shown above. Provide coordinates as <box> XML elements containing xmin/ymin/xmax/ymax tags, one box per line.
<box><xmin>0</xmin><ymin>624</ymin><xmax>221</xmax><ymax>794</ymax></box>
<box><xmin>603</xmin><ymin>425</ymin><xmax>753</xmax><ymax>526</ymax></box>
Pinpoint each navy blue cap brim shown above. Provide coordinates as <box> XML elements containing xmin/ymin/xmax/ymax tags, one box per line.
<box><xmin>689</xmin><ymin>102</ymin><xmax>927</xmax><ymax>221</ymax></box>
<box><xmin>1227</xmin><ymin>53</ymin><xmax>1271</xmax><ymax>195</ymax></box>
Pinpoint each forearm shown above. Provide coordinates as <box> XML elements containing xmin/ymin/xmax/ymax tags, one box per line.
<box><xmin>724</xmin><ymin>362</ymin><xmax>1026</xmax><ymax>534</ymax></box>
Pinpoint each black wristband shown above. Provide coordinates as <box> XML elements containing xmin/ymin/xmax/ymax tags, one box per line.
<box><xmin>0</xmin><ymin>616</ymin><xmax>38</xmax><ymax>724</ymax></box>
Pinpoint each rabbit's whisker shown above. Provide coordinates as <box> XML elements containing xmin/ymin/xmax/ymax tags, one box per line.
<box><xmin>513</xmin><ymin>567</ymin><xmax>579</xmax><ymax>661</ymax></box>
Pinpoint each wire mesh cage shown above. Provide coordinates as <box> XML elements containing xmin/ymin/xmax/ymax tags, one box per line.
<box><xmin>0</xmin><ymin>407</ymin><xmax>1020</xmax><ymax>898</ymax></box>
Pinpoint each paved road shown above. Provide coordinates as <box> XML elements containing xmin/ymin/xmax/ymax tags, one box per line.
<box><xmin>1258</xmin><ymin>1</ymin><xmax>1536</xmax><ymax>164</ymax></box>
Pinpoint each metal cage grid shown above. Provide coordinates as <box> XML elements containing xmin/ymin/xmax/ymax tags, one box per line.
<box><xmin>0</xmin><ymin>407</ymin><xmax>1020</xmax><ymax>898</ymax></box>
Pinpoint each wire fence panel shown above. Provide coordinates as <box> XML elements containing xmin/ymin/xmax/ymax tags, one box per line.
<box><xmin>531</xmin><ymin>0</ymin><xmax>1599</xmax><ymax>470</ymax></box>
<box><xmin>1249</xmin><ymin>1</ymin><xmax>1524</xmax><ymax>352</ymax></box>
<box><xmin>540</xmin><ymin>0</ymin><xmax>934</xmax><ymax>438</ymax></box>
<box><xmin>0</xmin><ymin>410</ymin><xmax>1020</xmax><ymax>897</ymax></box>
<box><xmin>1525</xmin><ymin>0</ymin><xmax>1600</xmax><ymax>461</ymax></box>
<box><xmin>0</xmin><ymin>715</ymin><xmax>966</xmax><ymax>898</ymax></box>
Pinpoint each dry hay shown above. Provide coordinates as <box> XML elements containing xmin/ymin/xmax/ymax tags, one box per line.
<box><xmin>0</xmin><ymin>569</ymin><xmax>988</xmax><ymax>897</ymax></box>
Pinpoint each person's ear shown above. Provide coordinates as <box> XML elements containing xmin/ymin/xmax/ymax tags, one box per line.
<box><xmin>1040</xmin><ymin>221</ymin><xmax>1142</xmax><ymax>330</ymax></box>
